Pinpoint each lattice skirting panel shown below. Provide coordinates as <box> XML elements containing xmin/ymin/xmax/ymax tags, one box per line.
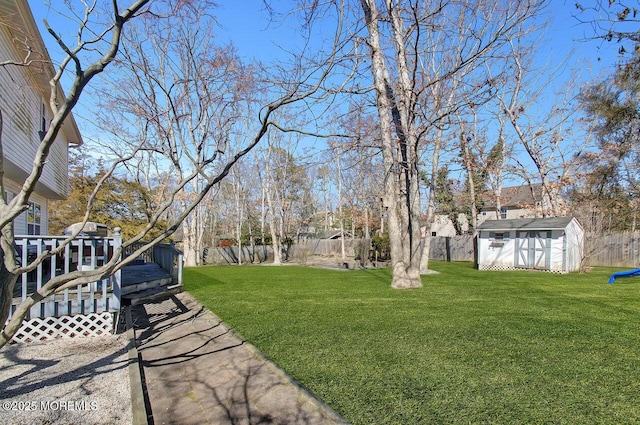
<box><xmin>10</xmin><ymin>312</ymin><xmax>115</xmax><ymax>344</ymax></box>
<box><xmin>478</xmin><ymin>264</ymin><xmax>567</xmax><ymax>274</ymax></box>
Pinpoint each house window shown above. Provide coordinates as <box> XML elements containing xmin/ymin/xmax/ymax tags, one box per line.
<box><xmin>500</xmin><ymin>207</ymin><xmax>507</xmax><ymax>219</ymax></box>
<box><xmin>27</xmin><ymin>202</ymin><xmax>41</xmax><ymax>235</ymax></box>
<box><xmin>431</xmin><ymin>232</ymin><xmax>437</xmax><ymax>237</ymax></box>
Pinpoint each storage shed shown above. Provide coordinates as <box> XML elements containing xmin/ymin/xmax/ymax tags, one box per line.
<box><xmin>477</xmin><ymin>217</ymin><xmax>584</xmax><ymax>273</ymax></box>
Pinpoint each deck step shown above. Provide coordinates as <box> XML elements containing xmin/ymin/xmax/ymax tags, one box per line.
<box><xmin>121</xmin><ymin>263</ymin><xmax>172</xmax><ymax>295</ymax></box>
<box><xmin>122</xmin><ymin>284</ymin><xmax>183</xmax><ymax>306</ymax></box>
<box><xmin>121</xmin><ymin>276</ymin><xmax>173</xmax><ymax>295</ymax></box>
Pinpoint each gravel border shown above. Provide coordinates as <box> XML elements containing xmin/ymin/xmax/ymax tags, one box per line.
<box><xmin>0</xmin><ymin>334</ymin><xmax>131</xmax><ymax>425</ymax></box>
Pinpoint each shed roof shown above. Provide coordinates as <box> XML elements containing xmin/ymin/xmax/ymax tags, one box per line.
<box><xmin>477</xmin><ymin>217</ymin><xmax>576</xmax><ymax>231</ymax></box>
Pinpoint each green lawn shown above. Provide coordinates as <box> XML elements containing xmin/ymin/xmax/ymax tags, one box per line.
<box><xmin>185</xmin><ymin>262</ymin><xmax>640</xmax><ymax>424</ymax></box>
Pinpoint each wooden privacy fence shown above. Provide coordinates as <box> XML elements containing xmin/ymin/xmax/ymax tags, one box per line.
<box><xmin>583</xmin><ymin>231</ymin><xmax>640</xmax><ymax>268</ymax></box>
<box><xmin>202</xmin><ymin>239</ymin><xmax>371</xmax><ymax>265</ymax></box>
<box><xmin>429</xmin><ymin>236</ymin><xmax>475</xmax><ymax>262</ymax></box>
<box><xmin>292</xmin><ymin>239</ymin><xmax>368</xmax><ymax>257</ymax></box>
<box><xmin>202</xmin><ymin>233</ymin><xmax>640</xmax><ymax>268</ymax></box>
<box><xmin>293</xmin><ymin>237</ymin><xmax>475</xmax><ymax>262</ymax></box>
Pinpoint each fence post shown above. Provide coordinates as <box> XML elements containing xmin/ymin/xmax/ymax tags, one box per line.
<box><xmin>177</xmin><ymin>252</ymin><xmax>184</xmax><ymax>286</ymax></box>
<box><xmin>111</xmin><ymin>227</ymin><xmax>122</xmax><ymax>311</ymax></box>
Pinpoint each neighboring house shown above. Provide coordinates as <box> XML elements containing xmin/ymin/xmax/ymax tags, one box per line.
<box><xmin>426</xmin><ymin>184</ymin><xmax>565</xmax><ymax>237</ymax></box>
<box><xmin>476</xmin><ymin>217</ymin><xmax>584</xmax><ymax>273</ymax></box>
<box><xmin>0</xmin><ymin>0</ymin><xmax>81</xmax><ymax>235</ymax></box>
<box><xmin>478</xmin><ymin>183</ymin><xmax>565</xmax><ymax>225</ymax></box>
<box><xmin>428</xmin><ymin>213</ymin><xmax>469</xmax><ymax>237</ymax></box>
<box><xmin>326</xmin><ymin>231</ymin><xmax>353</xmax><ymax>240</ymax></box>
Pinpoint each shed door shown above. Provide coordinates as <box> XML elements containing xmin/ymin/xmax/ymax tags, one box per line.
<box><xmin>515</xmin><ymin>231</ymin><xmax>551</xmax><ymax>269</ymax></box>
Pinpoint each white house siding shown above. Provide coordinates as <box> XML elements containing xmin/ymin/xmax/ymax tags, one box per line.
<box><xmin>429</xmin><ymin>214</ymin><xmax>470</xmax><ymax>237</ymax></box>
<box><xmin>46</xmin><ymin>129</ymin><xmax>69</xmax><ymax>198</ymax></box>
<box><xmin>478</xmin><ymin>207</ymin><xmax>537</xmax><ymax>225</ymax></box>
<box><xmin>0</xmin><ymin>10</ymin><xmax>70</xmax><ymax>201</ymax></box>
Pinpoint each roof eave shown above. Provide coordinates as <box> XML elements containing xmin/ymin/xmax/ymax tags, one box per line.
<box><xmin>14</xmin><ymin>0</ymin><xmax>83</xmax><ymax>147</ymax></box>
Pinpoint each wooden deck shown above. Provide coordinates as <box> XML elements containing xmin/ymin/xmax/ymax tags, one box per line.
<box><xmin>12</xmin><ymin>263</ymin><xmax>172</xmax><ymax>302</ymax></box>
<box><xmin>121</xmin><ymin>263</ymin><xmax>171</xmax><ymax>286</ymax></box>
<box><xmin>13</xmin><ymin>263</ymin><xmax>168</xmax><ymax>294</ymax></box>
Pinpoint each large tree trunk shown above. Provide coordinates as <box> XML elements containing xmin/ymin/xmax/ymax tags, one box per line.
<box><xmin>0</xmin><ymin>271</ymin><xmax>20</xmax><ymax>346</ymax></box>
<box><xmin>265</xmin><ymin>185</ymin><xmax>282</xmax><ymax>265</ymax></box>
<box><xmin>460</xmin><ymin>123</ymin><xmax>479</xmax><ymax>236</ymax></box>
<box><xmin>361</xmin><ymin>0</ymin><xmax>422</xmax><ymax>289</ymax></box>
<box><xmin>182</xmin><ymin>217</ymin><xmax>199</xmax><ymax>267</ymax></box>
<box><xmin>336</xmin><ymin>151</ymin><xmax>346</xmax><ymax>260</ymax></box>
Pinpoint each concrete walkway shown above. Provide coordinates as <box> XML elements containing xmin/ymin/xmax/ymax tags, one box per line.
<box><xmin>130</xmin><ymin>292</ymin><xmax>349</xmax><ymax>425</ymax></box>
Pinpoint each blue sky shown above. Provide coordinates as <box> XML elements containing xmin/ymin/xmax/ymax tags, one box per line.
<box><xmin>216</xmin><ymin>1</ymin><xmax>622</xmax><ymax>75</ymax></box>
<box><xmin>28</xmin><ymin>1</ymin><xmax>620</xmax><ymax>72</ymax></box>
<box><xmin>211</xmin><ymin>1</ymin><xmax>622</xmax><ymax>68</ymax></box>
<box><xmin>26</xmin><ymin>0</ymin><xmax>623</xmax><ymax>162</ymax></box>
<box><xmin>214</xmin><ymin>0</ymin><xmax>297</xmax><ymax>61</ymax></box>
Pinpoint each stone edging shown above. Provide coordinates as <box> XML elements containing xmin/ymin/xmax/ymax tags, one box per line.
<box><xmin>124</xmin><ymin>306</ymin><xmax>149</xmax><ymax>425</ymax></box>
<box><xmin>123</xmin><ymin>294</ymin><xmax>349</xmax><ymax>425</ymax></box>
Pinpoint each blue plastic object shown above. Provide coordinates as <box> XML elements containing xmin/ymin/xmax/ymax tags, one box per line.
<box><xmin>607</xmin><ymin>267</ymin><xmax>640</xmax><ymax>284</ymax></box>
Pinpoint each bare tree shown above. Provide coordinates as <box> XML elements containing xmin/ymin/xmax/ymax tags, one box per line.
<box><xmin>231</xmin><ymin>167</ymin><xmax>248</xmax><ymax>265</ymax></box>
<box><xmin>498</xmin><ymin>36</ymin><xmax>592</xmax><ymax>217</ymax></box>
<box><xmin>0</xmin><ymin>0</ymin><xmax>343</xmax><ymax>347</ymax></box>
<box><xmin>338</xmin><ymin>104</ymin><xmax>384</xmax><ymax>240</ymax></box>
<box><xmin>327</xmin><ymin>141</ymin><xmax>348</xmax><ymax>259</ymax></box>
<box><xmin>486</xmin><ymin>114</ymin><xmax>511</xmax><ymax>220</ymax></box>
<box><xmin>358</xmin><ymin>0</ymin><xmax>424</xmax><ymax>288</ymax></box>
<box><xmin>0</xmin><ymin>0</ymin><xmax>154</xmax><ymax>347</ymax></box>
<box><xmin>261</xmin><ymin>141</ymin><xmax>283</xmax><ymax>265</ymax></box>
<box><xmin>458</xmin><ymin>115</ymin><xmax>480</xmax><ymax>235</ymax></box>
<box><xmin>260</xmin><ymin>134</ymin><xmax>311</xmax><ymax>264</ymax></box>
<box><xmin>574</xmin><ymin>0</ymin><xmax>640</xmax><ymax>54</ymax></box>
<box><xmin>89</xmin><ymin>3</ymin><xmax>257</xmax><ymax>267</ymax></box>
<box><xmin>357</xmin><ymin>0</ymin><xmax>548</xmax><ymax>288</ymax></box>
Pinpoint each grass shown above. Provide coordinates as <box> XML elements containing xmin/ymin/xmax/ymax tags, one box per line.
<box><xmin>185</xmin><ymin>262</ymin><xmax>640</xmax><ymax>424</ymax></box>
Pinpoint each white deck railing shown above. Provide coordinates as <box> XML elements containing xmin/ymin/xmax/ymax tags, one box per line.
<box><xmin>8</xmin><ymin>229</ymin><xmax>183</xmax><ymax>343</ymax></box>
<box><xmin>10</xmin><ymin>233</ymin><xmax>123</xmax><ymax>321</ymax></box>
